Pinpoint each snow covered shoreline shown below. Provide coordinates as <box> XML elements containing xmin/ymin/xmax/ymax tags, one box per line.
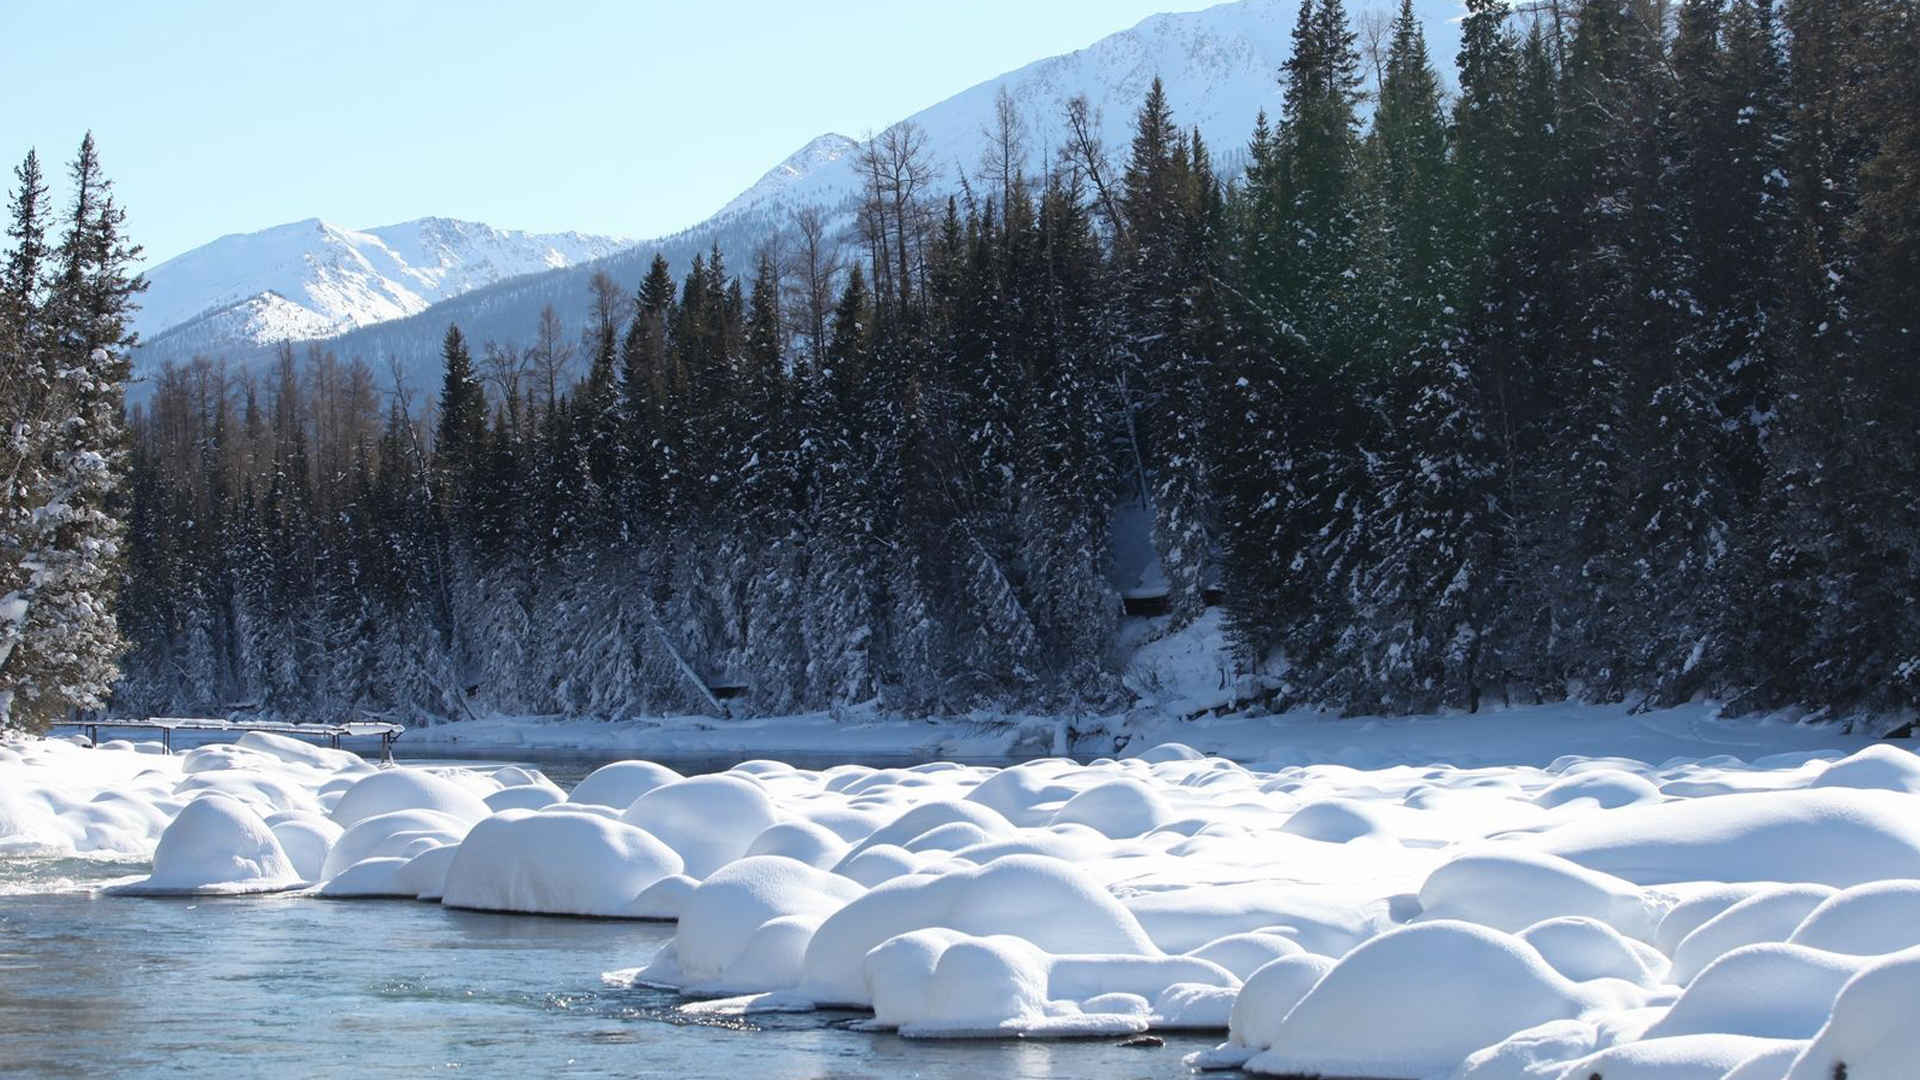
<box><xmin>6</xmin><ymin>710</ymin><xmax>1920</xmax><ymax>1079</ymax></box>
<box><xmin>404</xmin><ymin>699</ymin><xmax>1881</xmax><ymax>771</ymax></box>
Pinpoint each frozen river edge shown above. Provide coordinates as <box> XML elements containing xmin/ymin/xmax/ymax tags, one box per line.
<box><xmin>6</xmin><ymin>705</ymin><xmax>1920</xmax><ymax>1079</ymax></box>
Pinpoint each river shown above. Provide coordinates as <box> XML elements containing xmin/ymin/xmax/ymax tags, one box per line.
<box><xmin>0</xmin><ymin>747</ymin><xmax>1221</xmax><ymax>1078</ymax></box>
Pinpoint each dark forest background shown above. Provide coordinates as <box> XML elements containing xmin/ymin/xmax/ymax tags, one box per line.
<box><xmin>100</xmin><ymin>0</ymin><xmax>1920</xmax><ymax>725</ymax></box>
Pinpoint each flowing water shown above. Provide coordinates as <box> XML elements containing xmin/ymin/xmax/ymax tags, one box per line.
<box><xmin>0</xmin><ymin>749</ymin><xmax>1221</xmax><ymax>1078</ymax></box>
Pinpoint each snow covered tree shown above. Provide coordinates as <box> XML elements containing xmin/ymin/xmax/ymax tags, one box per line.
<box><xmin>2</xmin><ymin>135</ymin><xmax>142</xmax><ymax>729</ymax></box>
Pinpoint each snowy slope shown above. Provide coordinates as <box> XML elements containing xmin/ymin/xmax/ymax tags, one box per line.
<box><xmin>132</xmin><ymin>0</ymin><xmax>1466</xmax><ymax>386</ymax></box>
<box><xmin>136</xmin><ymin>217</ymin><xmax>632</xmax><ymax>352</ymax></box>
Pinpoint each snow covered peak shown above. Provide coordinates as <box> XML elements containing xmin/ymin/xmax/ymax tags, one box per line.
<box><xmin>715</xmin><ymin>134</ymin><xmax>863</xmax><ymax>221</ymax></box>
<box><xmin>136</xmin><ymin>216</ymin><xmax>632</xmax><ymax>352</ymax></box>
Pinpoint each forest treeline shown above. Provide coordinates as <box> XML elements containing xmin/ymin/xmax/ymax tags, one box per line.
<box><xmin>102</xmin><ymin>0</ymin><xmax>1919</xmax><ymax>724</ymax></box>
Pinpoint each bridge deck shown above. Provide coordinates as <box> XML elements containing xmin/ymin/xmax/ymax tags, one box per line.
<box><xmin>50</xmin><ymin>717</ymin><xmax>406</xmax><ymax>758</ymax></box>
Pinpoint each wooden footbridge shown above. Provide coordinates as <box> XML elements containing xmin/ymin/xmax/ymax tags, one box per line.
<box><xmin>50</xmin><ymin>717</ymin><xmax>407</xmax><ymax>760</ymax></box>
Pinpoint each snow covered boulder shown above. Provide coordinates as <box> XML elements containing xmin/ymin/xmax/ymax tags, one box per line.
<box><xmin>1644</xmin><ymin>943</ymin><xmax>1869</xmax><ymax>1041</ymax></box>
<box><xmin>1235</xmin><ymin>921</ymin><xmax>1607</xmax><ymax>1079</ymax></box>
<box><xmin>667</xmin><ymin>856</ymin><xmax>864</xmax><ymax>992</ymax></box>
<box><xmin>744</xmin><ymin>821</ymin><xmax>848</xmax><ymax>869</ymax></box>
<box><xmin>566</xmin><ymin>760</ymin><xmax>682</xmax><ymax>808</ymax></box>
<box><xmin>1046</xmin><ymin>779</ymin><xmax>1174</xmax><ymax>839</ymax></box>
<box><xmin>321</xmin><ymin>808</ymin><xmax>469</xmax><ymax>880</ymax></box>
<box><xmin>1785</xmin><ymin>945</ymin><xmax>1920</xmax><ymax>1079</ymax></box>
<box><xmin>113</xmin><ymin>793</ymin><xmax>302</xmax><ymax>895</ymax></box>
<box><xmin>441</xmin><ymin>809</ymin><xmax>683</xmax><ymax>918</ymax></box>
<box><xmin>620</xmin><ymin>774</ymin><xmax>780</xmax><ymax>878</ymax></box>
<box><xmin>392</xmin><ymin>843</ymin><xmax>460</xmax><ymax>900</ymax></box>
<box><xmin>1533</xmin><ymin>768</ymin><xmax>1662</xmax><ymax>810</ymax></box>
<box><xmin>1531</xmin><ymin>788</ymin><xmax>1920</xmax><ymax>887</ymax></box>
<box><xmin>1555</xmin><ymin>1034</ymin><xmax>1806</xmax><ymax>1080</ymax></box>
<box><xmin>840</xmin><ymin>799</ymin><xmax>1014</xmax><ymax>860</ymax></box>
<box><xmin>964</xmin><ymin>764</ymin><xmax>1083</xmax><ymax>827</ymax></box>
<box><xmin>1279</xmin><ymin>798</ymin><xmax>1394</xmax><ymax>843</ymax></box>
<box><xmin>1809</xmin><ymin>744</ymin><xmax>1920</xmax><ymax>794</ymax></box>
<box><xmin>895</xmin><ymin>935</ymin><xmax>1061</xmax><ymax>1038</ymax></box>
<box><xmin>1786</xmin><ymin>879</ymin><xmax>1920</xmax><ymax>955</ymax></box>
<box><xmin>318</xmin><ymin>856</ymin><xmax>415</xmax><ymax>898</ymax></box>
<box><xmin>1654</xmin><ymin>883</ymin><xmax>1772</xmax><ymax>955</ymax></box>
<box><xmin>1185</xmin><ymin>932</ymin><xmax>1305</xmax><ymax>981</ymax></box>
<box><xmin>1520</xmin><ymin>916</ymin><xmax>1668</xmax><ymax>986</ymax></box>
<box><xmin>1668</xmin><ymin>884</ymin><xmax>1837</xmax><ymax>984</ymax></box>
<box><xmin>329</xmin><ymin>768</ymin><xmax>492</xmax><ymax>830</ymax></box>
<box><xmin>1417</xmin><ymin>849</ymin><xmax>1660</xmax><ymax>940</ymax></box>
<box><xmin>484</xmin><ymin>784</ymin><xmax>564</xmax><ymax>813</ymax></box>
<box><xmin>799</xmin><ymin>854</ymin><xmax>1158</xmax><ymax>1006</ymax></box>
<box><xmin>265</xmin><ymin>810</ymin><xmax>342</xmax><ymax>882</ymax></box>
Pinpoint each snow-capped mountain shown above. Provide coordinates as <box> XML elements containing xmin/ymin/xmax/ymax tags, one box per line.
<box><xmin>136</xmin><ymin>217</ymin><xmax>632</xmax><ymax>352</ymax></box>
<box><xmin>133</xmin><ymin>0</ymin><xmax>1465</xmax><ymax>386</ymax></box>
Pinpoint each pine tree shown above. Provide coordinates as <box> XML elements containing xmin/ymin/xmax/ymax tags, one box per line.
<box><xmin>1</xmin><ymin>135</ymin><xmax>142</xmax><ymax>729</ymax></box>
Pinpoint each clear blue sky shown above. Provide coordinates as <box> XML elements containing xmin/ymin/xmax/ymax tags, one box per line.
<box><xmin>2</xmin><ymin>0</ymin><xmax>1224</xmax><ymax>266</ymax></box>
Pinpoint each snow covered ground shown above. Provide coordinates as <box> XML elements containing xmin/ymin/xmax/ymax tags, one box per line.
<box><xmin>5</xmin><ymin>714</ymin><xmax>1919</xmax><ymax>1079</ymax></box>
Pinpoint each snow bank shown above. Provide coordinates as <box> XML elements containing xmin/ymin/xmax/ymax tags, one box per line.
<box><xmin>441</xmin><ymin>809</ymin><xmax>683</xmax><ymax>917</ymax></box>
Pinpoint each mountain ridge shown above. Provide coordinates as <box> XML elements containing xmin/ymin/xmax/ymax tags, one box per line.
<box><xmin>132</xmin><ymin>0</ymin><xmax>1467</xmax><ymax>388</ymax></box>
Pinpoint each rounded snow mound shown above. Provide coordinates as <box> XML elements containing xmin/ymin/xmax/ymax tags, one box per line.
<box><xmin>1646</xmin><ymin>943</ymin><xmax>1870</xmax><ymax>1041</ymax></box>
<box><xmin>841</xmin><ymin>800</ymin><xmax>1014</xmax><ymax>860</ymax></box>
<box><xmin>744</xmin><ymin>821</ymin><xmax>848</xmax><ymax>869</ymax></box>
<box><xmin>441</xmin><ymin>809</ymin><xmax>683</xmax><ymax>917</ymax></box>
<box><xmin>1555</xmin><ymin>1034</ymin><xmax>1806</xmax><ymax>1080</ymax></box>
<box><xmin>1669</xmin><ymin>884</ymin><xmax>1836</xmax><ymax>984</ymax></box>
<box><xmin>1533</xmin><ymin>768</ymin><xmax>1662</xmax><ymax>810</ymax></box>
<box><xmin>567</xmin><ymin>760</ymin><xmax>682</xmax><ymax>808</ymax></box>
<box><xmin>1047</xmin><ymin>779</ymin><xmax>1174</xmax><ymax>838</ymax></box>
<box><xmin>1785</xmin><ymin>945</ymin><xmax>1920</xmax><ymax>1079</ymax></box>
<box><xmin>620</xmin><ymin>775</ymin><xmax>779</xmax><ymax>878</ymax></box>
<box><xmin>669</xmin><ymin>855</ymin><xmax>864</xmax><ymax>992</ymax></box>
<box><xmin>1225</xmin><ymin>953</ymin><xmax>1338</xmax><ymax>1052</ymax></box>
<box><xmin>265</xmin><ymin>811</ymin><xmax>341</xmax><ymax>881</ymax></box>
<box><xmin>1418</xmin><ymin>848</ymin><xmax>1658</xmax><ymax>939</ymax></box>
<box><xmin>964</xmin><ymin>764</ymin><xmax>1081</xmax><ymax>827</ymax></box>
<box><xmin>1186</xmin><ymin>932</ymin><xmax>1305</xmax><ymax>981</ymax></box>
<box><xmin>1655</xmin><ymin>883</ymin><xmax>1772</xmax><ymax>955</ymax></box>
<box><xmin>321</xmin><ymin>808</ymin><xmax>468</xmax><ymax>880</ymax></box>
<box><xmin>329</xmin><ymin>769</ymin><xmax>492</xmax><ymax>830</ymax></box>
<box><xmin>1809</xmin><ymin>744</ymin><xmax>1920</xmax><ymax>794</ymax></box>
<box><xmin>1531</xmin><ymin>788</ymin><xmax>1920</xmax><ymax>887</ymax></box>
<box><xmin>1237</xmin><ymin>921</ymin><xmax>1597</xmax><ymax>1079</ymax></box>
<box><xmin>485</xmin><ymin>783</ymin><xmax>564</xmax><ymax>813</ymax></box>
<box><xmin>1787</xmin><ymin>879</ymin><xmax>1920</xmax><ymax>956</ymax></box>
<box><xmin>799</xmin><ymin>854</ymin><xmax>1158</xmax><ymax>1006</ymax></box>
<box><xmin>1279</xmin><ymin>799</ymin><xmax>1393</xmax><ymax>843</ymax></box>
<box><xmin>114</xmin><ymin>793</ymin><xmax>302</xmax><ymax>895</ymax></box>
<box><xmin>1128</xmin><ymin>742</ymin><xmax>1206</xmax><ymax>764</ymax></box>
<box><xmin>1520</xmin><ymin>916</ymin><xmax>1667</xmax><ymax>986</ymax></box>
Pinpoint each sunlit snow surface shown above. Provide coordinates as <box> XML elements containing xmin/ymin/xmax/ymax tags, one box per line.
<box><xmin>5</xmin><ymin>715</ymin><xmax>1920</xmax><ymax>1079</ymax></box>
